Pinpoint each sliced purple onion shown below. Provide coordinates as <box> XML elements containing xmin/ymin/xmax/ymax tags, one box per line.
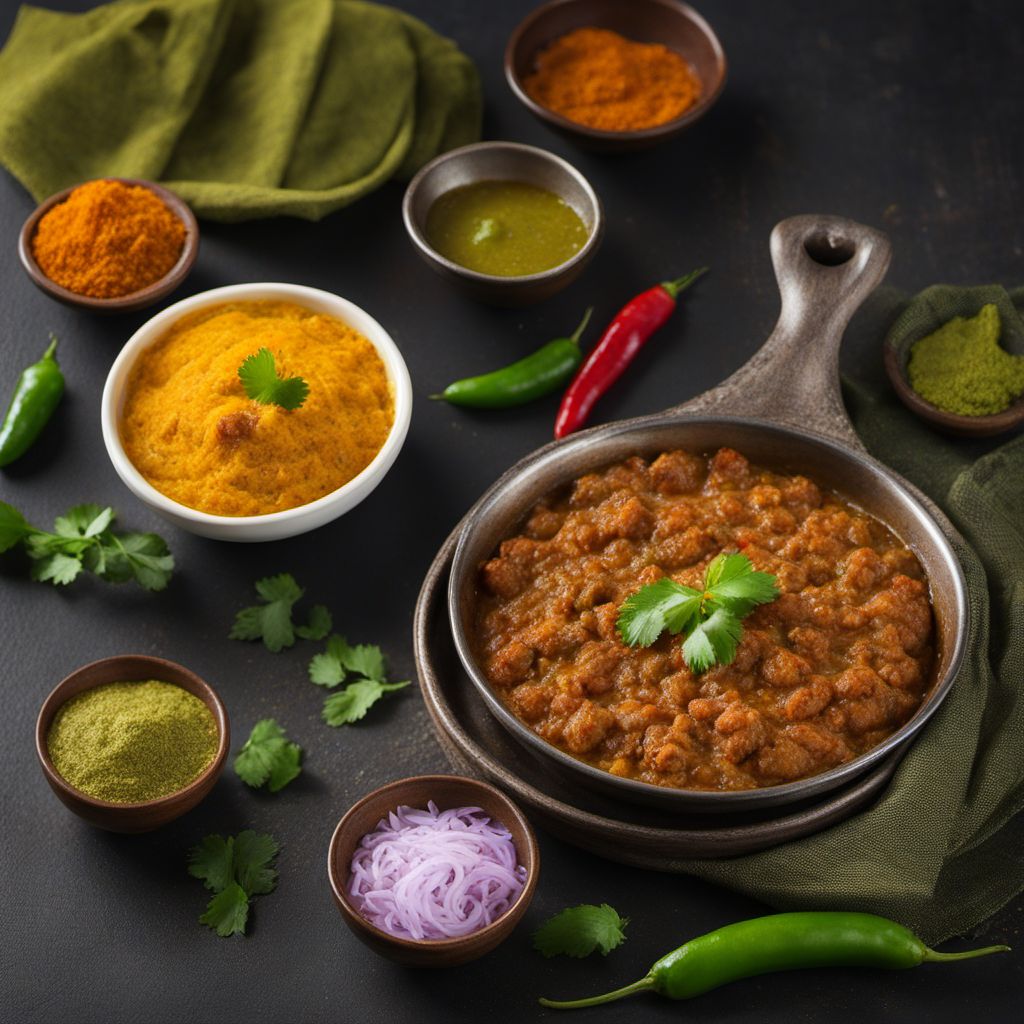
<box><xmin>349</xmin><ymin>801</ymin><xmax>527</xmax><ymax>940</ymax></box>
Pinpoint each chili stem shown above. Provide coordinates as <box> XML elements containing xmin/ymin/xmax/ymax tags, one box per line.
<box><xmin>42</xmin><ymin>335</ymin><xmax>59</xmax><ymax>361</ymax></box>
<box><xmin>922</xmin><ymin>944</ymin><xmax>1010</xmax><ymax>962</ymax></box>
<box><xmin>538</xmin><ymin>977</ymin><xmax>655</xmax><ymax>1010</ymax></box>
<box><xmin>661</xmin><ymin>266</ymin><xmax>709</xmax><ymax>299</ymax></box>
<box><xmin>568</xmin><ymin>306</ymin><xmax>593</xmax><ymax>345</ymax></box>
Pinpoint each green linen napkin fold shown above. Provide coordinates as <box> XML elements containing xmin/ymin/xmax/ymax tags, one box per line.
<box><xmin>682</xmin><ymin>286</ymin><xmax>1024</xmax><ymax>945</ymax></box>
<box><xmin>0</xmin><ymin>0</ymin><xmax>481</xmax><ymax>221</ymax></box>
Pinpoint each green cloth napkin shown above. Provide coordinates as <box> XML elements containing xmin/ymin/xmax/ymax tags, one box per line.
<box><xmin>683</xmin><ymin>285</ymin><xmax>1024</xmax><ymax>944</ymax></box>
<box><xmin>0</xmin><ymin>0</ymin><xmax>481</xmax><ymax>221</ymax></box>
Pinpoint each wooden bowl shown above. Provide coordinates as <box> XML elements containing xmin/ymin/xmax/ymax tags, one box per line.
<box><xmin>18</xmin><ymin>178</ymin><xmax>199</xmax><ymax>314</ymax></box>
<box><xmin>328</xmin><ymin>775</ymin><xmax>539</xmax><ymax>967</ymax></box>
<box><xmin>505</xmin><ymin>0</ymin><xmax>727</xmax><ymax>153</ymax></box>
<box><xmin>883</xmin><ymin>341</ymin><xmax>1024</xmax><ymax>438</ymax></box>
<box><xmin>35</xmin><ymin>655</ymin><xmax>229</xmax><ymax>833</ymax></box>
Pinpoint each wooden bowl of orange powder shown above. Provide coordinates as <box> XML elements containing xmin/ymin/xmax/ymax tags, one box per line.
<box><xmin>18</xmin><ymin>177</ymin><xmax>198</xmax><ymax>313</ymax></box>
<box><xmin>505</xmin><ymin>0</ymin><xmax>727</xmax><ymax>152</ymax></box>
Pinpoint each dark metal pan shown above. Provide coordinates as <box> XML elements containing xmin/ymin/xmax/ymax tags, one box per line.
<box><xmin>446</xmin><ymin>215</ymin><xmax>968</xmax><ymax>813</ymax></box>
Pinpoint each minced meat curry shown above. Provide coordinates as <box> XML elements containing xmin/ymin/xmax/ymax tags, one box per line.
<box><xmin>472</xmin><ymin>448</ymin><xmax>934</xmax><ymax>792</ymax></box>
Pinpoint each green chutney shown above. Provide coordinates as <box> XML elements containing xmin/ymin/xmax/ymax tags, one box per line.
<box><xmin>47</xmin><ymin>680</ymin><xmax>218</xmax><ymax>803</ymax></box>
<box><xmin>425</xmin><ymin>180</ymin><xmax>589</xmax><ymax>277</ymax></box>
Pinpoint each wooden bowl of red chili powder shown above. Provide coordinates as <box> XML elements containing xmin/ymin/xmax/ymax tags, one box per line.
<box><xmin>18</xmin><ymin>177</ymin><xmax>198</xmax><ymax>313</ymax></box>
<box><xmin>505</xmin><ymin>0</ymin><xmax>727</xmax><ymax>152</ymax></box>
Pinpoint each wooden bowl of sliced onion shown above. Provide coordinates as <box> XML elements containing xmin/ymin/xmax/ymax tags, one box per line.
<box><xmin>328</xmin><ymin>774</ymin><xmax>539</xmax><ymax>966</ymax></box>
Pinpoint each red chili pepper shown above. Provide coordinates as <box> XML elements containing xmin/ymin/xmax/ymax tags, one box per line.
<box><xmin>554</xmin><ymin>267</ymin><xmax>707</xmax><ymax>439</ymax></box>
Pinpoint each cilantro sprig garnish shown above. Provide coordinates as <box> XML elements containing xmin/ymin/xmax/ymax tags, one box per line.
<box><xmin>188</xmin><ymin>831</ymin><xmax>279</xmax><ymax>937</ymax></box>
<box><xmin>0</xmin><ymin>501</ymin><xmax>173</xmax><ymax>590</ymax></box>
<box><xmin>617</xmin><ymin>552</ymin><xmax>778</xmax><ymax>673</ymax></box>
<box><xmin>238</xmin><ymin>348</ymin><xmax>309</xmax><ymax>410</ymax></box>
<box><xmin>533</xmin><ymin>904</ymin><xmax>629</xmax><ymax>959</ymax></box>
<box><xmin>229</xmin><ymin>573</ymin><xmax>331</xmax><ymax>652</ymax></box>
<box><xmin>234</xmin><ymin>719</ymin><xmax>302</xmax><ymax>793</ymax></box>
<box><xmin>309</xmin><ymin>634</ymin><xmax>410</xmax><ymax>725</ymax></box>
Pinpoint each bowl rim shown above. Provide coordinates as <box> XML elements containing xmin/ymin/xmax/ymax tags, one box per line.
<box><xmin>402</xmin><ymin>140</ymin><xmax>605</xmax><ymax>286</ymax></box>
<box><xmin>503</xmin><ymin>0</ymin><xmax>728</xmax><ymax>143</ymax></box>
<box><xmin>18</xmin><ymin>177</ymin><xmax>199</xmax><ymax>311</ymax></box>
<box><xmin>100</xmin><ymin>281</ymin><xmax>414</xmax><ymax>529</ymax></box>
<box><xmin>327</xmin><ymin>773</ymin><xmax>539</xmax><ymax>952</ymax></box>
<box><xmin>35</xmin><ymin>654</ymin><xmax>230</xmax><ymax>811</ymax></box>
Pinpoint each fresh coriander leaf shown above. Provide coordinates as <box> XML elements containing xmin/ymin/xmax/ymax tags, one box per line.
<box><xmin>294</xmin><ymin>604</ymin><xmax>331</xmax><ymax>641</ymax></box>
<box><xmin>703</xmin><ymin>552</ymin><xmax>779</xmax><ymax>616</ymax></box>
<box><xmin>682</xmin><ymin>606</ymin><xmax>744</xmax><ymax>673</ymax></box>
<box><xmin>322</xmin><ymin>678</ymin><xmax>409</xmax><ymax>726</ymax></box>
<box><xmin>188</xmin><ymin>835</ymin><xmax>236</xmax><ymax>893</ymax></box>
<box><xmin>53</xmin><ymin>504</ymin><xmax>113</xmax><ymax>539</ymax></box>
<box><xmin>308</xmin><ymin>634</ymin><xmax>351</xmax><ymax>687</ymax></box>
<box><xmin>0</xmin><ymin>502</ymin><xmax>31</xmax><ymax>552</ymax></box>
<box><xmin>101</xmin><ymin>533</ymin><xmax>174</xmax><ymax>591</ymax></box>
<box><xmin>238</xmin><ymin>348</ymin><xmax>309</xmax><ymax>411</ymax></box>
<box><xmin>232</xmin><ymin>830</ymin><xmax>279</xmax><ymax>896</ymax></box>
<box><xmin>617</xmin><ymin>577</ymin><xmax>702</xmax><ymax>647</ymax></box>
<box><xmin>230</xmin><ymin>573</ymin><xmax>305</xmax><ymax>652</ymax></box>
<box><xmin>199</xmin><ymin>883</ymin><xmax>250</xmax><ymax>937</ymax></box>
<box><xmin>267</xmin><ymin>742</ymin><xmax>302</xmax><ymax>793</ymax></box>
<box><xmin>234</xmin><ymin>719</ymin><xmax>302</xmax><ymax>793</ymax></box>
<box><xmin>533</xmin><ymin>904</ymin><xmax>629</xmax><ymax>959</ymax></box>
<box><xmin>29</xmin><ymin>551</ymin><xmax>83</xmax><ymax>585</ymax></box>
<box><xmin>339</xmin><ymin>642</ymin><xmax>386</xmax><ymax>681</ymax></box>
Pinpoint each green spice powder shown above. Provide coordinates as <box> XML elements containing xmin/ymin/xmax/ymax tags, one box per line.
<box><xmin>907</xmin><ymin>303</ymin><xmax>1024</xmax><ymax>416</ymax></box>
<box><xmin>47</xmin><ymin>680</ymin><xmax>218</xmax><ymax>803</ymax></box>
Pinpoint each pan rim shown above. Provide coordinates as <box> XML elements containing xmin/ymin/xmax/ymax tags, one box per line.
<box><xmin>447</xmin><ymin>411</ymin><xmax>969</xmax><ymax>811</ymax></box>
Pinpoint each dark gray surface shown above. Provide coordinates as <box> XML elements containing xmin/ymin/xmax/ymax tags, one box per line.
<box><xmin>0</xmin><ymin>1</ymin><xmax>1021</xmax><ymax>1022</ymax></box>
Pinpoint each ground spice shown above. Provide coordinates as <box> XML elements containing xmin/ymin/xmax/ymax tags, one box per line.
<box><xmin>908</xmin><ymin>303</ymin><xmax>1024</xmax><ymax>415</ymax></box>
<box><xmin>47</xmin><ymin>680</ymin><xmax>218</xmax><ymax>803</ymax></box>
<box><xmin>522</xmin><ymin>27</ymin><xmax>702</xmax><ymax>132</ymax></box>
<box><xmin>31</xmin><ymin>179</ymin><xmax>186</xmax><ymax>298</ymax></box>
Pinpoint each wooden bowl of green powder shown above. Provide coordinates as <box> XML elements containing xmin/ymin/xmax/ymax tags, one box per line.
<box><xmin>36</xmin><ymin>655</ymin><xmax>229</xmax><ymax>832</ymax></box>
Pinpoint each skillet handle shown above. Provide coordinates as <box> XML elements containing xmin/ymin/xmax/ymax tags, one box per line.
<box><xmin>676</xmin><ymin>214</ymin><xmax>891</xmax><ymax>450</ymax></box>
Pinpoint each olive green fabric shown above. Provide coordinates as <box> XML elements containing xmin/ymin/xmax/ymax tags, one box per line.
<box><xmin>683</xmin><ymin>286</ymin><xmax>1024</xmax><ymax>944</ymax></box>
<box><xmin>0</xmin><ymin>0</ymin><xmax>481</xmax><ymax>221</ymax></box>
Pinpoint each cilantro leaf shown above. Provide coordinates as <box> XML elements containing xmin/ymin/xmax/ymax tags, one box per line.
<box><xmin>230</xmin><ymin>574</ymin><xmax>304</xmax><ymax>652</ymax></box>
<box><xmin>234</xmin><ymin>719</ymin><xmax>302</xmax><ymax>793</ymax></box>
<box><xmin>616</xmin><ymin>552</ymin><xmax>778</xmax><ymax>673</ymax></box>
<box><xmin>703</xmin><ymin>552</ymin><xmax>779</xmax><ymax>617</ymax></box>
<box><xmin>30</xmin><ymin>551</ymin><xmax>83</xmax><ymax>585</ymax></box>
<box><xmin>617</xmin><ymin>577</ymin><xmax>702</xmax><ymax>647</ymax></box>
<box><xmin>0</xmin><ymin>502</ymin><xmax>31</xmax><ymax>552</ymax></box>
<box><xmin>188</xmin><ymin>831</ymin><xmax>279</xmax><ymax>937</ymax></box>
<box><xmin>295</xmin><ymin>604</ymin><xmax>331</xmax><ymax>641</ymax></box>
<box><xmin>308</xmin><ymin>634</ymin><xmax>387</xmax><ymax>687</ymax></box>
<box><xmin>533</xmin><ymin>904</ymin><xmax>629</xmax><ymax>958</ymax></box>
<box><xmin>188</xmin><ymin>835</ymin><xmax>236</xmax><ymax>893</ymax></box>
<box><xmin>232</xmin><ymin>830</ymin><xmax>279</xmax><ymax>896</ymax></box>
<box><xmin>0</xmin><ymin>501</ymin><xmax>173</xmax><ymax>590</ymax></box>
<box><xmin>199</xmin><ymin>883</ymin><xmax>250</xmax><ymax>937</ymax></box>
<box><xmin>322</xmin><ymin>679</ymin><xmax>409</xmax><ymax>726</ymax></box>
<box><xmin>682</xmin><ymin>606</ymin><xmax>744</xmax><ymax>674</ymax></box>
<box><xmin>238</xmin><ymin>348</ymin><xmax>309</xmax><ymax>411</ymax></box>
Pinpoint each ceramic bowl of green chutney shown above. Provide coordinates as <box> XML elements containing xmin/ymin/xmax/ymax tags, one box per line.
<box><xmin>35</xmin><ymin>655</ymin><xmax>230</xmax><ymax>833</ymax></box>
<box><xmin>402</xmin><ymin>141</ymin><xmax>604</xmax><ymax>306</ymax></box>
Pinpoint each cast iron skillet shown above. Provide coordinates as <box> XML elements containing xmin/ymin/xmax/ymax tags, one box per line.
<box><xmin>446</xmin><ymin>214</ymin><xmax>968</xmax><ymax>814</ymax></box>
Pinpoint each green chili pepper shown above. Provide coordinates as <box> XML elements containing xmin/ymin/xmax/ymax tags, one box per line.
<box><xmin>0</xmin><ymin>335</ymin><xmax>65</xmax><ymax>468</ymax></box>
<box><xmin>433</xmin><ymin>308</ymin><xmax>592</xmax><ymax>408</ymax></box>
<box><xmin>540</xmin><ymin>912</ymin><xmax>1010</xmax><ymax>1010</ymax></box>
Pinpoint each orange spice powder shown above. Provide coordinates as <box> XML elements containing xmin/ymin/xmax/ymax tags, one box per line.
<box><xmin>523</xmin><ymin>27</ymin><xmax>702</xmax><ymax>132</ymax></box>
<box><xmin>31</xmin><ymin>179</ymin><xmax>186</xmax><ymax>298</ymax></box>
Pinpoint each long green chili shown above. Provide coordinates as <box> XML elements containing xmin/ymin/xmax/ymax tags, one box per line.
<box><xmin>432</xmin><ymin>308</ymin><xmax>592</xmax><ymax>408</ymax></box>
<box><xmin>0</xmin><ymin>335</ymin><xmax>64</xmax><ymax>467</ymax></box>
<box><xmin>540</xmin><ymin>912</ymin><xmax>1010</xmax><ymax>1010</ymax></box>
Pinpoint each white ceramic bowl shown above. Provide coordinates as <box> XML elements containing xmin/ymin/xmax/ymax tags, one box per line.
<box><xmin>101</xmin><ymin>283</ymin><xmax>413</xmax><ymax>542</ymax></box>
